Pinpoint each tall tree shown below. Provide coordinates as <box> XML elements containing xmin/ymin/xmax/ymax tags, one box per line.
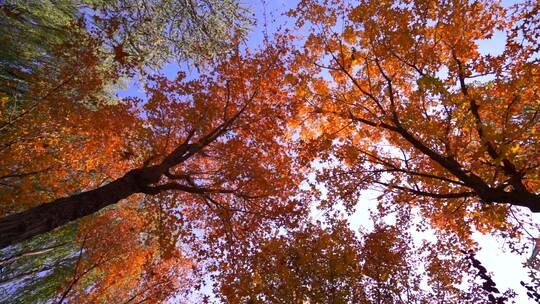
<box><xmin>0</xmin><ymin>43</ymin><xmax>302</xmax><ymax>248</ymax></box>
<box><xmin>87</xmin><ymin>0</ymin><xmax>254</xmax><ymax>67</ymax></box>
<box><xmin>0</xmin><ymin>1</ymin><xmax>267</xmax><ymax>301</ymax></box>
<box><xmin>214</xmin><ymin>218</ymin><xmax>508</xmax><ymax>303</ymax></box>
<box><xmin>287</xmin><ymin>0</ymin><xmax>540</xmax><ymax>240</ymax></box>
<box><xmin>2</xmin><ymin>0</ymin><xmax>539</xmax><ymax>302</ymax></box>
<box><xmin>0</xmin><ymin>0</ymin><xmax>254</xmax><ymax>139</ymax></box>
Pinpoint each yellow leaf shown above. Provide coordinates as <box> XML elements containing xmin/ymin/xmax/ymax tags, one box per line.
<box><xmin>343</xmin><ymin>26</ymin><xmax>356</xmax><ymax>44</ymax></box>
<box><xmin>510</xmin><ymin>144</ymin><xmax>520</xmax><ymax>154</ymax></box>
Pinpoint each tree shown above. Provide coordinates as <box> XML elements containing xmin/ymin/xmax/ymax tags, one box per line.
<box><xmin>0</xmin><ymin>0</ymin><xmax>254</xmax><ymax>143</ymax></box>
<box><xmin>214</xmin><ymin>217</ymin><xmax>508</xmax><ymax>303</ymax></box>
<box><xmin>2</xmin><ymin>0</ymin><xmax>539</xmax><ymax>302</ymax></box>
<box><xmin>52</xmin><ymin>207</ymin><xmax>193</xmax><ymax>303</ymax></box>
<box><xmin>0</xmin><ymin>1</ymin><xmax>126</xmax><ymax>143</ymax></box>
<box><xmin>0</xmin><ymin>0</ymin><xmax>254</xmax><ymax>95</ymax></box>
<box><xmin>217</xmin><ymin>220</ymin><xmax>365</xmax><ymax>303</ymax></box>
<box><xmin>87</xmin><ymin>0</ymin><xmax>254</xmax><ymax>67</ymax></box>
<box><xmin>0</xmin><ymin>224</ymin><xmax>77</xmax><ymax>303</ymax></box>
<box><xmin>0</xmin><ymin>35</ymin><xmax>305</xmax><ymax>301</ymax></box>
<box><xmin>287</xmin><ymin>0</ymin><xmax>540</xmax><ymax>240</ymax></box>
<box><xmin>0</xmin><ymin>42</ymin><xmax>302</xmax><ymax>248</ymax></box>
<box><xmin>0</xmin><ymin>2</ymin><xmax>281</xmax><ymax>301</ymax></box>
<box><xmin>0</xmin><ymin>1</ymin><xmax>78</xmax><ymax>98</ymax></box>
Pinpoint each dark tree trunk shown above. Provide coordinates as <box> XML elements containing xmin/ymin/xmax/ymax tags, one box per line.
<box><xmin>0</xmin><ymin>168</ymin><xmax>151</xmax><ymax>249</ymax></box>
<box><xmin>0</xmin><ymin>99</ymin><xmax>249</xmax><ymax>249</ymax></box>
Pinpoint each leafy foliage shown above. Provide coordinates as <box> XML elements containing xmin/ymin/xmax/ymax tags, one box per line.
<box><xmin>288</xmin><ymin>0</ymin><xmax>540</xmax><ymax>242</ymax></box>
<box><xmin>1</xmin><ymin>0</ymin><xmax>539</xmax><ymax>303</ymax></box>
<box><xmin>87</xmin><ymin>0</ymin><xmax>254</xmax><ymax>67</ymax></box>
<box><xmin>215</xmin><ymin>218</ymin><xmax>508</xmax><ymax>303</ymax></box>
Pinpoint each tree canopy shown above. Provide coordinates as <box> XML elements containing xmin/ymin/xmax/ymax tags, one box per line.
<box><xmin>0</xmin><ymin>0</ymin><xmax>539</xmax><ymax>303</ymax></box>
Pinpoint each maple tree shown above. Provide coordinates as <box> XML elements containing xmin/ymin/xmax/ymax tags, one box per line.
<box><xmin>0</xmin><ymin>1</ymin><xmax>288</xmax><ymax>302</ymax></box>
<box><xmin>1</xmin><ymin>0</ymin><xmax>540</xmax><ymax>302</ymax></box>
<box><xmin>53</xmin><ymin>208</ymin><xmax>193</xmax><ymax>303</ymax></box>
<box><xmin>214</xmin><ymin>216</ymin><xmax>513</xmax><ymax>303</ymax></box>
<box><xmin>0</xmin><ymin>32</ymin><xmax>304</xmax><ymax>301</ymax></box>
<box><xmin>287</xmin><ymin>0</ymin><xmax>540</xmax><ymax>240</ymax></box>
<box><xmin>0</xmin><ymin>40</ymin><xmax>301</xmax><ymax>243</ymax></box>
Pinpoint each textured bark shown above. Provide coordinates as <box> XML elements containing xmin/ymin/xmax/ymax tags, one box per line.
<box><xmin>0</xmin><ymin>93</ymin><xmax>254</xmax><ymax>249</ymax></box>
<box><xmin>0</xmin><ymin>242</ymin><xmax>67</xmax><ymax>266</ymax></box>
<box><xmin>0</xmin><ymin>168</ymin><xmax>153</xmax><ymax>249</ymax></box>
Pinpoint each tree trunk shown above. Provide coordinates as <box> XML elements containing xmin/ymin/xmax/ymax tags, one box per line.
<box><xmin>0</xmin><ymin>104</ymin><xmax>246</xmax><ymax>249</ymax></box>
<box><xmin>0</xmin><ymin>242</ymin><xmax>67</xmax><ymax>266</ymax></box>
<box><xmin>0</xmin><ymin>168</ymin><xmax>148</xmax><ymax>249</ymax></box>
